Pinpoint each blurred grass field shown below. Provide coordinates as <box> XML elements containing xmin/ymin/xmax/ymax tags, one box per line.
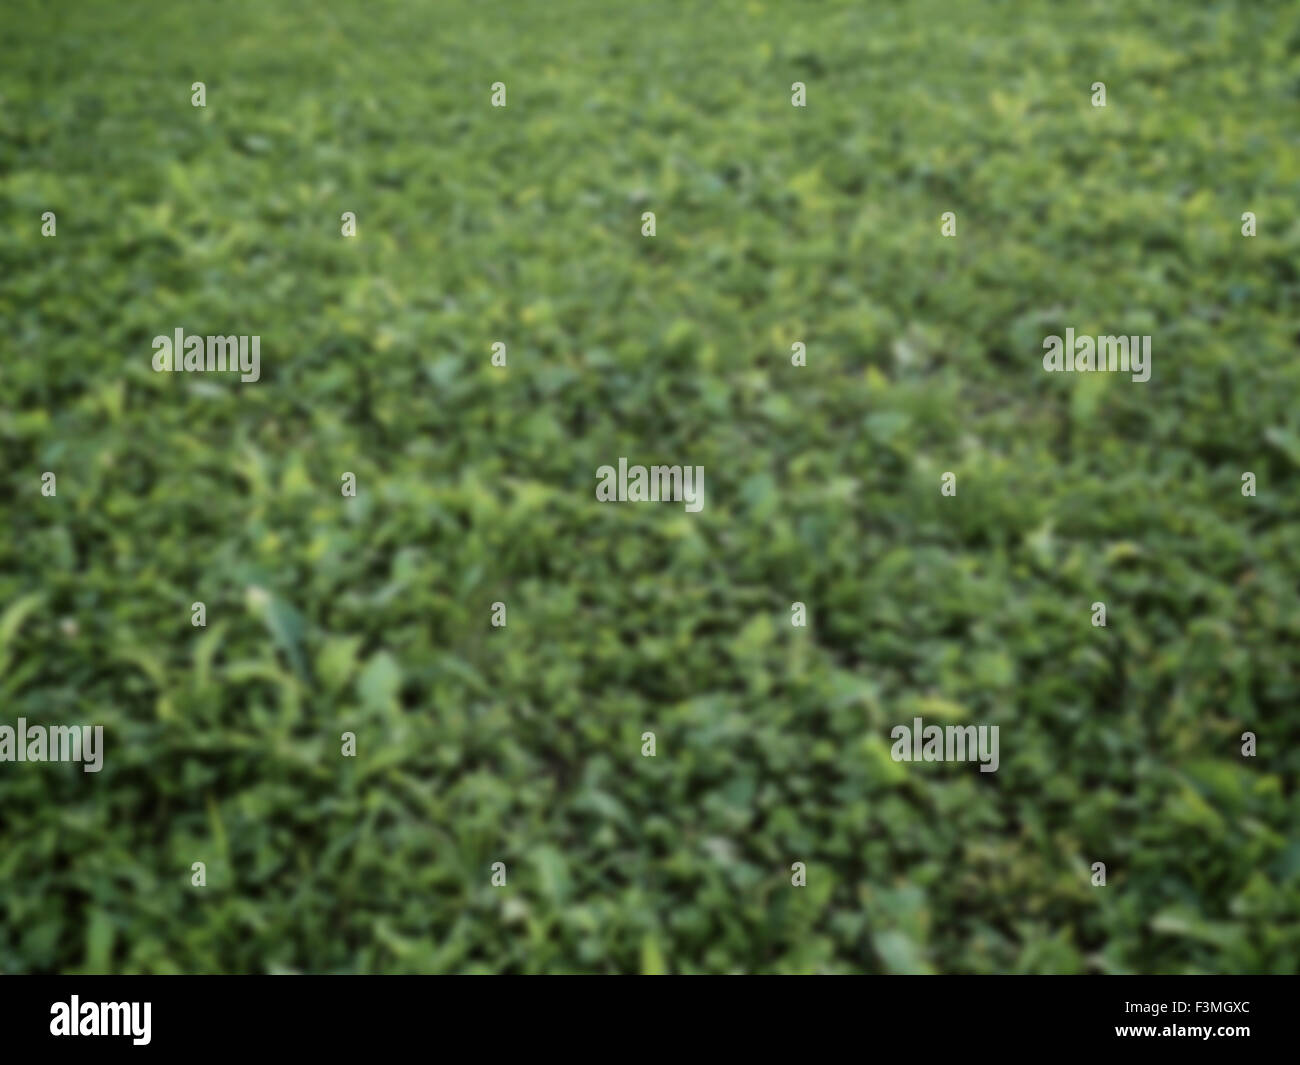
<box><xmin>1</xmin><ymin>0</ymin><xmax>1299</xmax><ymax>973</ymax></box>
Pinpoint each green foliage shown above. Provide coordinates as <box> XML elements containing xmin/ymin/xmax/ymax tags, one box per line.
<box><xmin>1</xmin><ymin>0</ymin><xmax>1298</xmax><ymax>974</ymax></box>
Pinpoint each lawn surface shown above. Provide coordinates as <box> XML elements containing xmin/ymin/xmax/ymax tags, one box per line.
<box><xmin>1</xmin><ymin>0</ymin><xmax>1298</xmax><ymax>973</ymax></box>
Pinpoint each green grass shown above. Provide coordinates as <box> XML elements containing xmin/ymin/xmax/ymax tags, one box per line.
<box><xmin>1</xmin><ymin>0</ymin><xmax>1299</xmax><ymax>973</ymax></box>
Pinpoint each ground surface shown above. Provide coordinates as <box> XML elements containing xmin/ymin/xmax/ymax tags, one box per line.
<box><xmin>1</xmin><ymin>0</ymin><xmax>1298</xmax><ymax>973</ymax></box>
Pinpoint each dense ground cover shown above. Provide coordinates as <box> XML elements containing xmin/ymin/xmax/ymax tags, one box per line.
<box><xmin>1</xmin><ymin>0</ymin><xmax>1298</xmax><ymax>973</ymax></box>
